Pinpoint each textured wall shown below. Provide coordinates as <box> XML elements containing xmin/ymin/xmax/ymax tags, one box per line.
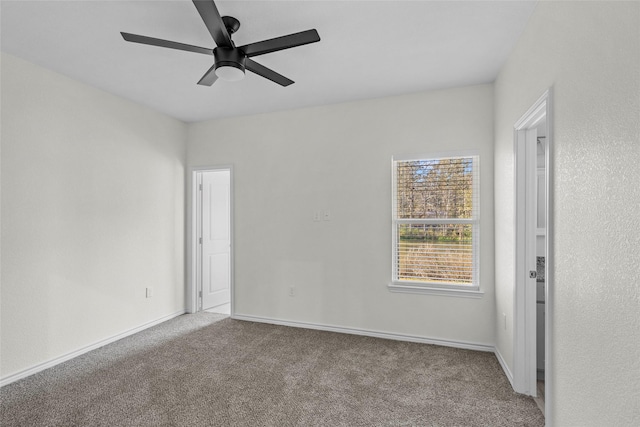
<box><xmin>0</xmin><ymin>54</ymin><xmax>187</xmax><ymax>379</ymax></box>
<box><xmin>494</xmin><ymin>2</ymin><xmax>640</xmax><ymax>425</ymax></box>
<box><xmin>188</xmin><ymin>84</ymin><xmax>496</xmax><ymax>347</ymax></box>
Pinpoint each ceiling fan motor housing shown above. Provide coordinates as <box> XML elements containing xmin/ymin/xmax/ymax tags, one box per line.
<box><xmin>214</xmin><ymin>47</ymin><xmax>246</xmax><ymax>72</ymax></box>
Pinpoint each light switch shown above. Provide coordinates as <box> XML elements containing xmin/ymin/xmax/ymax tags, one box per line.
<box><xmin>323</xmin><ymin>210</ymin><xmax>331</xmax><ymax>221</ymax></box>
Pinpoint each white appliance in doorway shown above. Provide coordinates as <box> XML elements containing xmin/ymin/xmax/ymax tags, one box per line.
<box><xmin>196</xmin><ymin>169</ymin><xmax>231</xmax><ymax>311</ymax></box>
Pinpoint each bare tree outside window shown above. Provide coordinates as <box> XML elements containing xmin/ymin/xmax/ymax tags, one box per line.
<box><xmin>393</xmin><ymin>156</ymin><xmax>478</xmax><ymax>286</ymax></box>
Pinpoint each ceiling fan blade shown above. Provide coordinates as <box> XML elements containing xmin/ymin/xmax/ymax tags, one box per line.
<box><xmin>192</xmin><ymin>0</ymin><xmax>232</xmax><ymax>47</ymax></box>
<box><xmin>245</xmin><ymin>59</ymin><xmax>294</xmax><ymax>86</ymax></box>
<box><xmin>121</xmin><ymin>32</ymin><xmax>213</xmax><ymax>56</ymax></box>
<box><xmin>239</xmin><ymin>29</ymin><xmax>320</xmax><ymax>57</ymax></box>
<box><xmin>197</xmin><ymin>64</ymin><xmax>219</xmax><ymax>86</ymax></box>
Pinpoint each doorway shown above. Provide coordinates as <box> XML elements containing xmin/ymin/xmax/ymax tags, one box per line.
<box><xmin>513</xmin><ymin>90</ymin><xmax>552</xmax><ymax>417</ymax></box>
<box><xmin>191</xmin><ymin>167</ymin><xmax>233</xmax><ymax>315</ymax></box>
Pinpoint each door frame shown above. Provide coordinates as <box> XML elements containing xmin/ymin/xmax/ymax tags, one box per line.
<box><xmin>513</xmin><ymin>89</ymin><xmax>553</xmax><ymax>416</ymax></box>
<box><xmin>187</xmin><ymin>166</ymin><xmax>234</xmax><ymax>315</ymax></box>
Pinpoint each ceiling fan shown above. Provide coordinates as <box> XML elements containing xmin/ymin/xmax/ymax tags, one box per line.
<box><xmin>120</xmin><ymin>0</ymin><xmax>320</xmax><ymax>87</ymax></box>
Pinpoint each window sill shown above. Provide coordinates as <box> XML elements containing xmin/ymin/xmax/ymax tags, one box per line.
<box><xmin>388</xmin><ymin>282</ymin><xmax>484</xmax><ymax>298</ymax></box>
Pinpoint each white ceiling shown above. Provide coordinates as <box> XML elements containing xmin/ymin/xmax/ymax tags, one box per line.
<box><xmin>1</xmin><ymin>0</ymin><xmax>537</xmax><ymax>123</ymax></box>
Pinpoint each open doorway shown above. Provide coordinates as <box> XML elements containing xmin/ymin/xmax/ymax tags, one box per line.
<box><xmin>513</xmin><ymin>90</ymin><xmax>552</xmax><ymax>418</ymax></box>
<box><xmin>190</xmin><ymin>167</ymin><xmax>233</xmax><ymax>316</ymax></box>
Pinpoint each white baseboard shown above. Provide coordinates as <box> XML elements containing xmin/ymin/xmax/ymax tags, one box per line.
<box><xmin>231</xmin><ymin>313</ymin><xmax>494</xmax><ymax>352</ymax></box>
<box><xmin>0</xmin><ymin>310</ymin><xmax>186</xmax><ymax>388</ymax></box>
<box><xmin>494</xmin><ymin>346</ymin><xmax>514</xmax><ymax>387</ymax></box>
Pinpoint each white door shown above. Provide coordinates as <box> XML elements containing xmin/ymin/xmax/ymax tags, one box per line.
<box><xmin>200</xmin><ymin>170</ymin><xmax>230</xmax><ymax>310</ymax></box>
<box><xmin>524</xmin><ymin>128</ymin><xmax>539</xmax><ymax>390</ymax></box>
<box><xmin>513</xmin><ymin>90</ymin><xmax>551</xmax><ymax>400</ymax></box>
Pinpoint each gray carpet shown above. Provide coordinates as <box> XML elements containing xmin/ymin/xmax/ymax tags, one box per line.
<box><xmin>1</xmin><ymin>313</ymin><xmax>544</xmax><ymax>426</ymax></box>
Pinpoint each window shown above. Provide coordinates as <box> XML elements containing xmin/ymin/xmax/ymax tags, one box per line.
<box><xmin>391</xmin><ymin>153</ymin><xmax>480</xmax><ymax>296</ymax></box>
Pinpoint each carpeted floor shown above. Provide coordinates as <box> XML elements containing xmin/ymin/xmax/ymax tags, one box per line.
<box><xmin>1</xmin><ymin>313</ymin><xmax>544</xmax><ymax>426</ymax></box>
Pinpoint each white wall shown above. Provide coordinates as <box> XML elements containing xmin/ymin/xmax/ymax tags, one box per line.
<box><xmin>189</xmin><ymin>84</ymin><xmax>495</xmax><ymax>347</ymax></box>
<box><xmin>0</xmin><ymin>54</ymin><xmax>187</xmax><ymax>379</ymax></box>
<box><xmin>494</xmin><ymin>2</ymin><xmax>639</xmax><ymax>425</ymax></box>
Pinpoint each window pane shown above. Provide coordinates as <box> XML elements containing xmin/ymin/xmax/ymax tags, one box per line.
<box><xmin>396</xmin><ymin>223</ymin><xmax>474</xmax><ymax>284</ymax></box>
<box><xmin>396</xmin><ymin>158</ymin><xmax>474</xmax><ymax>219</ymax></box>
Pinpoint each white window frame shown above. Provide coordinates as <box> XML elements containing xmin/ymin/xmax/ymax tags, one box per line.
<box><xmin>389</xmin><ymin>151</ymin><xmax>483</xmax><ymax>298</ymax></box>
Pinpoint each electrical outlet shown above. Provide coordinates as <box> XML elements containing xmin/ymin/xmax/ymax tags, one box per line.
<box><xmin>313</xmin><ymin>211</ymin><xmax>321</xmax><ymax>222</ymax></box>
<box><xmin>146</xmin><ymin>287</ymin><xmax>153</xmax><ymax>298</ymax></box>
<box><xmin>289</xmin><ymin>286</ymin><xmax>295</xmax><ymax>297</ymax></box>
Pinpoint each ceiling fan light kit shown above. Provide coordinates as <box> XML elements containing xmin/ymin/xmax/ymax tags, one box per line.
<box><xmin>120</xmin><ymin>0</ymin><xmax>320</xmax><ymax>87</ymax></box>
<box><xmin>213</xmin><ymin>48</ymin><xmax>246</xmax><ymax>82</ymax></box>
